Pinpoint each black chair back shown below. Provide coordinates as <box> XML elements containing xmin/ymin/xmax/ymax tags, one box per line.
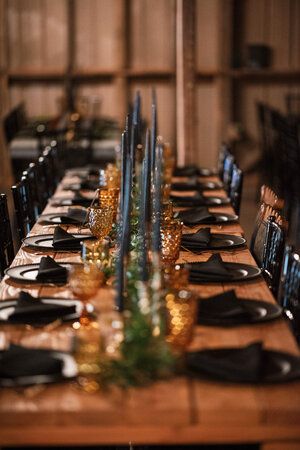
<box><xmin>22</xmin><ymin>163</ymin><xmax>41</xmax><ymax>218</ymax></box>
<box><xmin>278</xmin><ymin>245</ymin><xmax>300</xmax><ymax>343</ymax></box>
<box><xmin>36</xmin><ymin>156</ymin><xmax>51</xmax><ymax>210</ymax></box>
<box><xmin>229</xmin><ymin>164</ymin><xmax>243</xmax><ymax>215</ymax></box>
<box><xmin>218</xmin><ymin>143</ymin><xmax>230</xmax><ymax>179</ymax></box>
<box><xmin>262</xmin><ymin>215</ymin><xmax>285</xmax><ymax>296</ymax></box>
<box><xmin>222</xmin><ymin>152</ymin><xmax>235</xmax><ymax>193</ymax></box>
<box><xmin>12</xmin><ymin>176</ymin><xmax>36</xmax><ymax>242</ymax></box>
<box><xmin>0</xmin><ymin>194</ymin><xmax>14</xmax><ymax>278</ymax></box>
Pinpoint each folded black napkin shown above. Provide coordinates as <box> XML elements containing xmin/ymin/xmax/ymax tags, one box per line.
<box><xmin>60</xmin><ymin>208</ymin><xmax>87</xmax><ymax>225</ymax></box>
<box><xmin>80</xmin><ymin>179</ymin><xmax>99</xmax><ymax>190</ymax></box>
<box><xmin>174</xmin><ymin>165</ymin><xmax>199</xmax><ymax>177</ymax></box>
<box><xmin>0</xmin><ymin>344</ymin><xmax>63</xmax><ymax>379</ymax></box>
<box><xmin>70</xmin><ymin>194</ymin><xmax>94</xmax><ymax>207</ymax></box>
<box><xmin>186</xmin><ymin>342</ymin><xmax>264</xmax><ymax>382</ymax></box>
<box><xmin>171</xmin><ymin>192</ymin><xmax>205</xmax><ymax>207</ymax></box>
<box><xmin>188</xmin><ymin>253</ymin><xmax>234</xmax><ymax>281</ymax></box>
<box><xmin>171</xmin><ymin>177</ymin><xmax>199</xmax><ymax>191</ymax></box>
<box><xmin>36</xmin><ymin>256</ymin><xmax>68</xmax><ymax>284</ymax></box>
<box><xmin>182</xmin><ymin>228</ymin><xmax>211</xmax><ymax>249</ymax></box>
<box><xmin>53</xmin><ymin>226</ymin><xmax>82</xmax><ymax>250</ymax></box>
<box><xmin>177</xmin><ymin>207</ymin><xmax>217</xmax><ymax>225</ymax></box>
<box><xmin>198</xmin><ymin>290</ymin><xmax>257</xmax><ymax>324</ymax></box>
<box><xmin>8</xmin><ymin>291</ymin><xmax>76</xmax><ymax>324</ymax></box>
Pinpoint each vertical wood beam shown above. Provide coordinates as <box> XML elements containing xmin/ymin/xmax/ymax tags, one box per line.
<box><xmin>176</xmin><ymin>0</ymin><xmax>196</xmax><ymax>166</ymax></box>
<box><xmin>0</xmin><ymin>0</ymin><xmax>14</xmax><ymax>193</ymax></box>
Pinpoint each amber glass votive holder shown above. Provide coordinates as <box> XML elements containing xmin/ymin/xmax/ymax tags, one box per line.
<box><xmin>160</xmin><ymin>219</ymin><xmax>183</xmax><ymax>267</ymax></box>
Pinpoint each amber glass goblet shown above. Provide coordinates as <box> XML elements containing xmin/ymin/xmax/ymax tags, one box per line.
<box><xmin>162</xmin><ymin>201</ymin><xmax>174</xmax><ymax>224</ymax></box>
<box><xmin>69</xmin><ymin>264</ymin><xmax>101</xmax><ymax>327</ymax></box>
<box><xmin>160</xmin><ymin>219</ymin><xmax>183</xmax><ymax>267</ymax></box>
<box><xmin>98</xmin><ymin>188</ymin><xmax>119</xmax><ymax>220</ymax></box>
<box><xmin>88</xmin><ymin>205</ymin><xmax>114</xmax><ymax>243</ymax></box>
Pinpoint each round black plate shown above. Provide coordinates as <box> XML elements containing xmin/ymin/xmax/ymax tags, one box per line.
<box><xmin>5</xmin><ymin>262</ymin><xmax>81</xmax><ymax>284</ymax></box>
<box><xmin>198</xmin><ymin>299</ymin><xmax>282</xmax><ymax>326</ymax></box>
<box><xmin>39</xmin><ymin>212</ymin><xmax>87</xmax><ymax>225</ymax></box>
<box><xmin>181</xmin><ymin>233</ymin><xmax>246</xmax><ymax>252</ymax></box>
<box><xmin>23</xmin><ymin>234</ymin><xmax>93</xmax><ymax>251</ymax></box>
<box><xmin>0</xmin><ymin>351</ymin><xmax>77</xmax><ymax>387</ymax></box>
<box><xmin>176</xmin><ymin>211</ymin><xmax>238</xmax><ymax>226</ymax></box>
<box><xmin>0</xmin><ymin>298</ymin><xmax>83</xmax><ymax>323</ymax></box>
<box><xmin>187</xmin><ymin>262</ymin><xmax>261</xmax><ymax>283</ymax></box>
<box><xmin>187</xmin><ymin>349</ymin><xmax>300</xmax><ymax>383</ymax></box>
<box><xmin>172</xmin><ymin>196</ymin><xmax>230</xmax><ymax>207</ymax></box>
<box><xmin>51</xmin><ymin>197</ymin><xmax>94</xmax><ymax>207</ymax></box>
<box><xmin>172</xmin><ymin>181</ymin><xmax>224</xmax><ymax>191</ymax></box>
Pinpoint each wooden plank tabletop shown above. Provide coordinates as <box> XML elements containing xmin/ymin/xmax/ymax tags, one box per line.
<box><xmin>0</xmin><ymin>173</ymin><xmax>300</xmax><ymax>448</ymax></box>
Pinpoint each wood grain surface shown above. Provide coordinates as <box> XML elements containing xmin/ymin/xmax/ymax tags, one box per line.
<box><xmin>0</xmin><ymin>173</ymin><xmax>300</xmax><ymax>448</ymax></box>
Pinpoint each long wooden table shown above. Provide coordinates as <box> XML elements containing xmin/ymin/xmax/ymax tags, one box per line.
<box><xmin>1</xmin><ymin>172</ymin><xmax>300</xmax><ymax>449</ymax></box>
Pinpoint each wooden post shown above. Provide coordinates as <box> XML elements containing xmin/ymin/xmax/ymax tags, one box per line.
<box><xmin>0</xmin><ymin>0</ymin><xmax>14</xmax><ymax>194</ymax></box>
<box><xmin>176</xmin><ymin>0</ymin><xmax>196</xmax><ymax>166</ymax></box>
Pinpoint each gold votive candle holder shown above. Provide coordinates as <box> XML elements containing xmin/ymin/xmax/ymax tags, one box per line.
<box><xmin>165</xmin><ymin>288</ymin><xmax>197</xmax><ymax>352</ymax></box>
<box><xmin>160</xmin><ymin>219</ymin><xmax>183</xmax><ymax>267</ymax></box>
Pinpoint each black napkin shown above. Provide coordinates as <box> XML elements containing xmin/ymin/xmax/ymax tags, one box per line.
<box><xmin>186</xmin><ymin>342</ymin><xmax>264</xmax><ymax>382</ymax></box>
<box><xmin>182</xmin><ymin>228</ymin><xmax>211</xmax><ymax>249</ymax></box>
<box><xmin>70</xmin><ymin>194</ymin><xmax>94</xmax><ymax>207</ymax></box>
<box><xmin>80</xmin><ymin>180</ymin><xmax>99</xmax><ymax>190</ymax></box>
<box><xmin>52</xmin><ymin>226</ymin><xmax>82</xmax><ymax>250</ymax></box>
<box><xmin>60</xmin><ymin>208</ymin><xmax>87</xmax><ymax>225</ymax></box>
<box><xmin>171</xmin><ymin>192</ymin><xmax>206</xmax><ymax>207</ymax></box>
<box><xmin>171</xmin><ymin>177</ymin><xmax>199</xmax><ymax>191</ymax></box>
<box><xmin>174</xmin><ymin>165</ymin><xmax>199</xmax><ymax>177</ymax></box>
<box><xmin>188</xmin><ymin>254</ymin><xmax>234</xmax><ymax>281</ymax></box>
<box><xmin>0</xmin><ymin>344</ymin><xmax>63</xmax><ymax>379</ymax></box>
<box><xmin>198</xmin><ymin>290</ymin><xmax>257</xmax><ymax>324</ymax></box>
<box><xmin>177</xmin><ymin>207</ymin><xmax>217</xmax><ymax>225</ymax></box>
<box><xmin>36</xmin><ymin>256</ymin><xmax>68</xmax><ymax>284</ymax></box>
<box><xmin>8</xmin><ymin>291</ymin><xmax>76</xmax><ymax>324</ymax></box>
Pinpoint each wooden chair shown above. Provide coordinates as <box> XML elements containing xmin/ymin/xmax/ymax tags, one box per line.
<box><xmin>11</xmin><ymin>176</ymin><xmax>36</xmax><ymax>242</ymax></box>
<box><xmin>262</xmin><ymin>215</ymin><xmax>285</xmax><ymax>296</ymax></box>
<box><xmin>229</xmin><ymin>164</ymin><xmax>243</xmax><ymax>215</ymax></box>
<box><xmin>0</xmin><ymin>194</ymin><xmax>15</xmax><ymax>278</ymax></box>
<box><xmin>278</xmin><ymin>245</ymin><xmax>300</xmax><ymax>344</ymax></box>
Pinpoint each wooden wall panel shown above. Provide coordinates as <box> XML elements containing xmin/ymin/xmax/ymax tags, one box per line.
<box><xmin>195</xmin><ymin>83</ymin><xmax>219</xmax><ymax>168</ymax></box>
<box><xmin>7</xmin><ymin>0</ymin><xmax>68</xmax><ymax>70</ymax></box>
<box><xmin>130</xmin><ymin>0</ymin><xmax>175</xmax><ymax>70</ymax></box>
<box><xmin>195</xmin><ymin>0</ymin><xmax>220</xmax><ymax>70</ymax></box>
<box><xmin>129</xmin><ymin>82</ymin><xmax>176</xmax><ymax>147</ymax></box>
<box><xmin>10</xmin><ymin>84</ymin><xmax>65</xmax><ymax>117</ymax></box>
<box><xmin>75</xmin><ymin>0</ymin><xmax>124</xmax><ymax>71</ymax></box>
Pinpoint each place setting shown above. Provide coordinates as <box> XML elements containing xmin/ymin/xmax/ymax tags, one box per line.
<box><xmin>175</xmin><ymin>206</ymin><xmax>239</xmax><ymax>226</ymax></box>
<box><xmin>181</xmin><ymin>227</ymin><xmax>246</xmax><ymax>253</ymax></box>
<box><xmin>185</xmin><ymin>253</ymin><xmax>262</xmax><ymax>283</ymax></box>
<box><xmin>171</xmin><ymin>191</ymin><xmax>231</xmax><ymax>207</ymax></box>
<box><xmin>173</xmin><ymin>165</ymin><xmax>217</xmax><ymax>177</ymax></box>
<box><xmin>197</xmin><ymin>289</ymin><xmax>282</xmax><ymax>326</ymax></box>
<box><xmin>50</xmin><ymin>192</ymin><xmax>96</xmax><ymax>208</ymax></box>
<box><xmin>171</xmin><ymin>176</ymin><xmax>223</xmax><ymax>192</ymax></box>
<box><xmin>23</xmin><ymin>225</ymin><xmax>95</xmax><ymax>252</ymax></box>
<box><xmin>38</xmin><ymin>207</ymin><xmax>88</xmax><ymax>226</ymax></box>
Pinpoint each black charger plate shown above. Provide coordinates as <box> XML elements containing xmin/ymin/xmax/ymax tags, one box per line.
<box><xmin>175</xmin><ymin>211</ymin><xmax>238</xmax><ymax>226</ymax></box>
<box><xmin>186</xmin><ymin>349</ymin><xmax>300</xmax><ymax>383</ymax></box>
<box><xmin>23</xmin><ymin>234</ymin><xmax>94</xmax><ymax>251</ymax></box>
<box><xmin>198</xmin><ymin>299</ymin><xmax>282</xmax><ymax>326</ymax></box>
<box><xmin>187</xmin><ymin>262</ymin><xmax>261</xmax><ymax>283</ymax></box>
<box><xmin>181</xmin><ymin>233</ymin><xmax>246</xmax><ymax>252</ymax></box>
<box><xmin>39</xmin><ymin>212</ymin><xmax>87</xmax><ymax>225</ymax></box>
<box><xmin>172</xmin><ymin>195</ymin><xmax>230</xmax><ymax>207</ymax></box>
<box><xmin>172</xmin><ymin>180</ymin><xmax>224</xmax><ymax>191</ymax></box>
<box><xmin>0</xmin><ymin>298</ymin><xmax>83</xmax><ymax>324</ymax></box>
<box><xmin>0</xmin><ymin>351</ymin><xmax>77</xmax><ymax>387</ymax></box>
<box><xmin>5</xmin><ymin>262</ymin><xmax>81</xmax><ymax>284</ymax></box>
<box><xmin>51</xmin><ymin>197</ymin><xmax>94</xmax><ymax>207</ymax></box>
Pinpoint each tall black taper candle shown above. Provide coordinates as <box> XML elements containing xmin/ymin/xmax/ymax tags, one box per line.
<box><xmin>139</xmin><ymin>129</ymin><xmax>151</xmax><ymax>280</ymax></box>
<box><xmin>151</xmin><ymin>88</ymin><xmax>157</xmax><ymax>175</ymax></box>
<box><xmin>152</xmin><ymin>142</ymin><xmax>163</xmax><ymax>253</ymax></box>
